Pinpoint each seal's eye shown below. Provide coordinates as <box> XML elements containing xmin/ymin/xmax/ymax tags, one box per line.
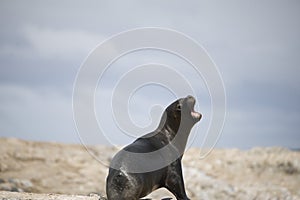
<box><xmin>176</xmin><ymin>104</ymin><xmax>182</xmax><ymax>111</ymax></box>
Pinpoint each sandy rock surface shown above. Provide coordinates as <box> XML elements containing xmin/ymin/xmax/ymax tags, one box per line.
<box><xmin>0</xmin><ymin>191</ymin><xmax>104</xmax><ymax>200</ymax></box>
<box><xmin>0</xmin><ymin>138</ymin><xmax>299</xmax><ymax>200</ymax></box>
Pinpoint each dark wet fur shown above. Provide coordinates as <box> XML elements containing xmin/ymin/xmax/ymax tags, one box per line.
<box><xmin>106</xmin><ymin>96</ymin><xmax>201</xmax><ymax>200</ymax></box>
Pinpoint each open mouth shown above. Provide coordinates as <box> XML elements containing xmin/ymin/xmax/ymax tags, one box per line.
<box><xmin>191</xmin><ymin>110</ymin><xmax>201</xmax><ymax>120</ymax></box>
<box><xmin>190</xmin><ymin>105</ymin><xmax>201</xmax><ymax>120</ymax></box>
<box><xmin>186</xmin><ymin>96</ymin><xmax>202</xmax><ymax>120</ymax></box>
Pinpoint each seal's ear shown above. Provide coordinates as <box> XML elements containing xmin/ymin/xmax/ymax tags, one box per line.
<box><xmin>176</xmin><ymin>103</ymin><xmax>182</xmax><ymax>111</ymax></box>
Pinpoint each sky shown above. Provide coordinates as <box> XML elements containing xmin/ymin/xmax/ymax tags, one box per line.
<box><xmin>0</xmin><ymin>0</ymin><xmax>299</xmax><ymax>149</ymax></box>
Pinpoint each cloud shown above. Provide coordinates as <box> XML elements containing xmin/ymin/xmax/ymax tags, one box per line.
<box><xmin>0</xmin><ymin>84</ymin><xmax>78</xmax><ymax>143</ymax></box>
<box><xmin>220</xmin><ymin>106</ymin><xmax>300</xmax><ymax>149</ymax></box>
<box><xmin>22</xmin><ymin>25</ymin><xmax>106</xmax><ymax>60</ymax></box>
<box><xmin>0</xmin><ymin>24</ymin><xmax>107</xmax><ymax>61</ymax></box>
<box><xmin>0</xmin><ymin>0</ymin><xmax>299</xmax><ymax>148</ymax></box>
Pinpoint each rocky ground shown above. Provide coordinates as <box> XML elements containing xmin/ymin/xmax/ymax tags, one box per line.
<box><xmin>0</xmin><ymin>191</ymin><xmax>104</xmax><ymax>200</ymax></box>
<box><xmin>0</xmin><ymin>138</ymin><xmax>299</xmax><ymax>200</ymax></box>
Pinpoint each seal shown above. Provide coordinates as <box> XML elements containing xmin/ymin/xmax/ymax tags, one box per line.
<box><xmin>106</xmin><ymin>95</ymin><xmax>202</xmax><ymax>200</ymax></box>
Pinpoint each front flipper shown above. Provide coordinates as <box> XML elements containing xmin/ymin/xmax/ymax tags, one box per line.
<box><xmin>164</xmin><ymin>160</ymin><xmax>190</xmax><ymax>200</ymax></box>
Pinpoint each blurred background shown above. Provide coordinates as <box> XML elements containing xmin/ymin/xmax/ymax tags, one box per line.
<box><xmin>0</xmin><ymin>0</ymin><xmax>299</xmax><ymax>149</ymax></box>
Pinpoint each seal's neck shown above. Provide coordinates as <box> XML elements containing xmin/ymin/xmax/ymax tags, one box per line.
<box><xmin>157</xmin><ymin>112</ymin><xmax>179</xmax><ymax>135</ymax></box>
<box><xmin>157</xmin><ymin>112</ymin><xmax>192</xmax><ymax>154</ymax></box>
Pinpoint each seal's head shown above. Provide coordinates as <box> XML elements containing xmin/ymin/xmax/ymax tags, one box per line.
<box><xmin>166</xmin><ymin>95</ymin><xmax>202</xmax><ymax>128</ymax></box>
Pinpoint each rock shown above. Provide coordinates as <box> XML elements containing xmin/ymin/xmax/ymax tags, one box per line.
<box><xmin>0</xmin><ymin>178</ymin><xmax>33</xmax><ymax>192</ymax></box>
<box><xmin>0</xmin><ymin>191</ymin><xmax>105</xmax><ymax>200</ymax></box>
<box><xmin>0</xmin><ymin>138</ymin><xmax>299</xmax><ymax>200</ymax></box>
<box><xmin>0</xmin><ymin>179</ymin><xmax>33</xmax><ymax>193</ymax></box>
<box><xmin>277</xmin><ymin>161</ymin><xmax>299</xmax><ymax>175</ymax></box>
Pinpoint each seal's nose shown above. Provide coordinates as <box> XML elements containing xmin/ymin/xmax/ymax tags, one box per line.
<box><xmin>186</xmin><ymin>95</ymin><xmax>195</xmax><ymax>103</ymax></box>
